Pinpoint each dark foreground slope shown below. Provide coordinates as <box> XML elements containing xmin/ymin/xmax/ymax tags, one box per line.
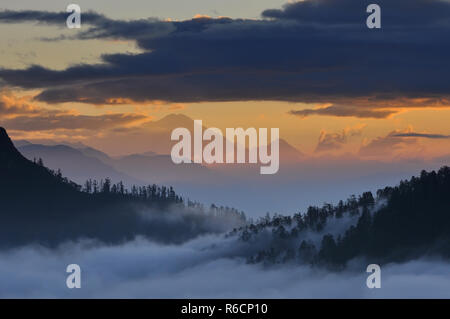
<box><xmin>331</xmin><ymin>168</ymin><xmax>450</xmax><ymax>264</ymax></box>
<box><xmin>0</xmin><ymin>128</ymin><xmax>245</xmax><ymax>248</ymax></box>
<box><xmin>3</xmin><ymin>124</ymin><xmax>450</xmax><ymax>266</ymax></box>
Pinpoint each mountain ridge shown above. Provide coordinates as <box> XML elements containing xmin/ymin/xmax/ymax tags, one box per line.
<box><xmin>0</xmin><ymin>127</ymin><xmax>245</xmax><ymax>248</ymax></box>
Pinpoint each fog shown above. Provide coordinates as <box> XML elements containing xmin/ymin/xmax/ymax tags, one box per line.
<box><xmin>2</xmin><ymin>198</ymin><xmax>447</xmax><ymax>299</ymax></box>
<box><xmin>1</xmin><ymin>235</ymin><xmax>449</xmax><ymax>298</ymax></box>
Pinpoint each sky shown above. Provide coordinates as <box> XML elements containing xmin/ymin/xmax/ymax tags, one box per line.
<box><xmin>3</xmin><ymin>1</ymin><xmax>450</xmax><ymax>298</ymax></box>
<box><xmin>0</xmin><ymin>0</ymin><xmax>288</xmax><ymax>20</ymax></box>
<box><xmin>1</xmin><ymin>0</ymin><xmax>450</xmax><ymax>160</ymax></box>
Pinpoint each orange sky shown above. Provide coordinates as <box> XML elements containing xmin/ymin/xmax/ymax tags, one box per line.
<box><xmin>1</xmin><ymin>6</ymin><xmax>450</xmax><ymax>161</ymax></box>
<box><xmin>3</xmin><ymin>87</ymin><xmax>450</xmax><ymax>160</ymax></box>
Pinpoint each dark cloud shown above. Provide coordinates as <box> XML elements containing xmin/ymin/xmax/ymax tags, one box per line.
<box><xmin>0</xmin><ymin>113</ymin><xmax>148</xmax><ymax>131</ymax></box>
<box><xmin>0</xmin><ymin>9</ymin><xmax>176</xmax><ymax>41</ymax></box>
<box><xmin>359</xmin><ymin>130</ymin><xmax>418</xmax><ymax>157</ymax></box>
<box><xmin>0</xmin><ymin>0</ymin><xmax>450</xmax><ymax>113</ymax></box>
<box><xmin>392</xmin><ymin>132</ymin><xmax>450</xmax><ymax>139</ymax></box>
<box><xmin>0</xmin><ymin>9</ymin><xmax>107</xmax><ymax>26</ymax></box>
<box><xmin>290</xmin><ymin>105</ymin><xmax>397</xmax><ymax>119</ymax></box>
<box><xmin>262</xmin><ymin>0</ymin><xmax>450</xmax><ymax>26</ymax></box>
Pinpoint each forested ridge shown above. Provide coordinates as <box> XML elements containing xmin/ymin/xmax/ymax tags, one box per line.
<box><xmin>2</xmin><ymin>125</ymin><xmax>450</xmax><ymax>267</ymax></box>
<box><xmin>0</xmin><ymin>127</ymin><xmax>245</xmax><ymax>247</ymax></box>
<box><xmin>232</xmin><ymin>168</ymin><xmax>450</xmax><ymax>267</ymax></box>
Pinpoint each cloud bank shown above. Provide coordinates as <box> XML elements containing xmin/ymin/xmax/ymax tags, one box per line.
<box><xmin>1</xmin><ymin>236</ymin><xmax>449</xmax><ymax>298</ymax></box>
<box><xmin>0</xmin><ymin>0</ymin><xmax>450</xmax><ymax>119</ymax></box>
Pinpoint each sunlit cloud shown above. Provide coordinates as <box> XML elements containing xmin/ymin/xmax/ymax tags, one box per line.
<box><xmin>315</xmin><ymin>124</ymin><xmax>366</xmax><ymax>153</ymax></box>
<box><xmin>358</xmin><ymin>127</ymin><xmax>424</xmax><ymax>158</ymax></box>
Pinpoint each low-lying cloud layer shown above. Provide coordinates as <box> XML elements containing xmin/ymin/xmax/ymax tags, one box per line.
<box><xmin>1</xmin><ymin>236</ymin><xmax>449</xmax><ymax>298</ymax></box>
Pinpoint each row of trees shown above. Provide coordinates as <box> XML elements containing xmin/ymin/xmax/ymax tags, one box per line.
<box><xmin>231</xmin><ymin>191</ymin><xmax>375</xmax><ymax>243</ymax></box>
<box><xmin>37</xmin><ymin>157</ymin><xmax>247</xmax><ymax>218</ymax></box>
<box><xmin>34</xmin><ymin>157</ymin><xmax>182</xmax><ymax>204</ymax></box>
<box><xmin>81</xmin><ymin>178</ymin><xmax>182</xmax><ymax>203</ymax></box>
<box><xmin>239</xmin><ymin>167</ymin><xmax>450</xmax><ymax>267</ymax></box>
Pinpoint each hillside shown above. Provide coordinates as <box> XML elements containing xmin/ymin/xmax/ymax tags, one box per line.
<box><xmin>0</xmin><ymin>127</ymin><xmax>83</xmax><ymax>202</ymax></box>
<box><xmin>233</xmin><ymin>167</ymin><xmax>450</xmax><ymax>267</ymax></box>
<box><xmin>0</xmin><ymin>127</ymin><xmax>245</xmax><ymax>248</ymax></box>
<box><xmin>3</xmin><ymin>125</ymin><xmax>450</xmax><ymax>266</ymax></box>
<box><xmin>17</xmin><ymin>143</ymin><xmax>142</xmax><ymax>185</ymax></box>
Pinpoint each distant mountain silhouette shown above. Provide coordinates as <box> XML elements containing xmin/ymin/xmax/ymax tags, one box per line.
<box><xmin>78</xmin><ymin>146</ymin><xmax>115</xmax><ymax>165</ymax></box>
<box><xmin>0</xmin><ymin>127</ymin><xmax>245</xmax><ymax>248</ymax></box>
<box><xmin>261</xmin><ymin>138</ymin><xmax>304</xmax><ymax>164</ymax></box>
<box><xmin>3</xmin><ymin>126</ymin><xmax>450</xmax><ymax>266</ymax></box>
<box><xmin>15</xmin><ymin>140</ymin><xmax>217</xmax><ymax>185</ymax></box>
<box><xmin>155</xmin><ymin>113</ymin><xmax>194</xmax><ymax>129</ymax></box>
<box><xmin>80</xmin><ymin>114</ymin><xmax>305</xmax><ymax>160</ymax></box>
<box><xmin>17</xmin><ymin>143</ymin><xmax>142</xmax><ymax>185</ymax></box>
<box><xmin>89</xmin><ymin>114</ymin><xmax>196</xmax><ymax>155</ymax></box>
<box><xmin>136</xmin><ymin>150</ymin><xmax>158</xmax><ymax>157</ymax></box>
<box><xmin>13</xmin><ymin>114</ymin><xmax>305</xmax><ymax>186</ymax></box>
<box><xmin>11</xmin><ymin>139</ymin><xmax>32</xmax><ymax>148</ymax></box>
<box><xmin>279</xmin><ymin>139</ymin><xmax>304</xmax><ymax>162</ymax></box>
<box><xmin>114</xmin><ymin>153</ymin><xmax>216</xmax><ymax>183</ymax></box>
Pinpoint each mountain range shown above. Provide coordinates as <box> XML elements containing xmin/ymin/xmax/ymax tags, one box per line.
<box><xmin>2</xmin><ymin>125</ymin><xmax>450</xmax><ymax>266</ymax></box>
<box><xmin>9</xmin><ymin>114</ymin><xmax>450</xmax><ymax>217</ymax></box>
<box><xmin>0</xmin><ymin>127</ymin><xmax>245</xmax><ymax>248</ymax></box>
